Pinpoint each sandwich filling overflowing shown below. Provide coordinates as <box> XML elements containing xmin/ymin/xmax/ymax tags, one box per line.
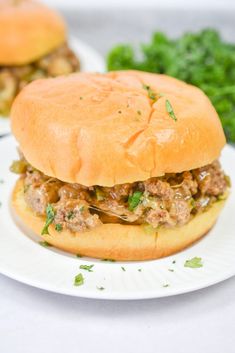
<box><xmin>11</xmin><ymin>157</ymin><xmax>230</xmax><ymax>235</ymax></box>
<box><xmin>0</xmin><ymin>43</ymin><xmax>79</xmax><ymax>116</ymax></box>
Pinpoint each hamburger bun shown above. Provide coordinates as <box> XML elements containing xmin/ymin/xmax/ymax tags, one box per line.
<box><xmin>11</xmin><ymin>70</ymin><xmax>226</xmax><ymax>187</ymax></box>
<box><xmin>0</xmin><ymin>0</ymin><xmax>66</xmax><ymax>65</ymax></box>
<box><xmin>12</xmin><ymin>178</ymin><xmax>226</xmax><ymax>261</ymax></box>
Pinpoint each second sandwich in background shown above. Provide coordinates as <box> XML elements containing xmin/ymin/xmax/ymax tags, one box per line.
<box><xmin>0</xmin><ymin>0</ymin><xmax>80</xmax><ymax>116</ymax></box>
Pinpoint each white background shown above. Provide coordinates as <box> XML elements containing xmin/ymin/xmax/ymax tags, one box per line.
<box><xmin>0</xmin><ymin>274</ymin><xmax>235</xmax><ymax>353</ymax></box>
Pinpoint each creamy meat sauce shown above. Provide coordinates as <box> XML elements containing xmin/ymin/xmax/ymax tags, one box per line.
<box><xmin>0</xmin><ymin>43</ymin><xmax>80</xmax><ymax>115</ymax></box>
<box><xmin>11</xmin><ymin>158</ymin><xmax>229</xmax><ymax>233</ymax></box>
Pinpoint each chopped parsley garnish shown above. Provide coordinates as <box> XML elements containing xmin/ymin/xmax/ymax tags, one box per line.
<box><xmin>79</xmin><ymin>264</ymin><xmax>94</xmax><ymax>272</ymax></box>
<box><xmin>165</xmin><ymin>99</ymin><xmax>177</xmax><ymax>121</ymax></box>
<box><xmin>67</xmin><ymin>211</ymin><xmax>75</xmax><ymax>220</ymax></box>
<box><xmin>39</xmin><ymin>241</ymin><xmax>52</xmax><ymax>247</ymax></box>
<box><xmin>76</xmin><ymin>254</ymin><xmax>83</xmax><ymax>258</ymax></box>
<box><xmin>74</xmin><ymin>273</ymin><xmax>84</xmax><ymax>286</ymax></box>
<box><xmin>184</xmin><ymin>257</ymin><xmax>203</xmax><ymax>268</ymax></box>
<box><xmin>97</xmin><ymin>286</ymin><xmax>105</xmax><ymax>291</ymax></box>
<box><xmin>128</xmin><ymin>191</ymin><xmax>143</xmax><ymax>211</ymax></box>
<box><xmin>168</xmin><ymin>269</ymin><xmax>174</xmax><ymax>272</ymax></box>
<box><xmin>163</xmin><ymin>284</ymin><xmax>170</xmax><ymax>288</ymax></box>
<box><xmin>55</xmin><ymin>224</ymin><xmax>63</xmax><ymax>232</ymax></box>
<box><xmin>137</xmin><ymin>110</ymin><xmax>142</xmax><ymax>115</ymax></box>
<box><xmin>138</xmin><ymin>269</ymin><xmax>142</xmax><ymax>272</ymax></box>
<box><xmin>143</xmin><ymin>84</ymin><xmax>157</xmax><ymax>101</ymax></box>
<box><xmin>41</xmin><ymin>204</ymin><xmax>55</xmax><ymax>235</ymax></box>
<box><xmin>121</xmin><ymin>267</ymin><xmax>126</xmax><ymax>272</ymax></box>
<box><xmin>172</xmin><ymin>260</ymin><xmax>176</xmax><ymax>264</ymax></box>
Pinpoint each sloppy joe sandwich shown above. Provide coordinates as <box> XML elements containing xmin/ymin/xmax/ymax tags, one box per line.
<box><xmin>0</xmin><ymin>0</ymin><xmax>79</xmax><ymax>116</ymax></box>
<box><xmin>10</xmin><ymin>70</ymin><xmax>230</xmax><ymax>260</ymax></box>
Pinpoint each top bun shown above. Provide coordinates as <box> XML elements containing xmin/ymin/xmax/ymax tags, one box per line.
<box><xmin>0</xmin><ymin>0</ymin><xmax>66</xmax><ymax>65</ymax></box>
<box><xmin>11</xmin><ymin>70</ymin><xmax>226</xmax><ymax>186</ymax></box>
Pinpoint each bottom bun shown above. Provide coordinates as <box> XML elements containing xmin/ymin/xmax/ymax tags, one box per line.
<box><xmin>12</xmin><ymin>179</ymin><xmax>226</xmax><ymax>261</ymax></box>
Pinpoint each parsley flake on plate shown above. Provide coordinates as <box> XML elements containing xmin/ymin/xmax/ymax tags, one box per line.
<box><xmin>74</xmin><ymin>273</ymin><xmax>84</xmax><ymax>286</ymax></box>
<box><xmin>79</xmin><ymin>264</ymin><xmax>94</xmax><ymax>272</ymax></box>
<box><xmin>184</xmin><ymin>257</ymin><xmax>203</xmax><ymax>268</ymax></box>
<box><xmin>97</xmin><ymin>286</ymin><xmax>105</xmax><ymax>291</ymax></box>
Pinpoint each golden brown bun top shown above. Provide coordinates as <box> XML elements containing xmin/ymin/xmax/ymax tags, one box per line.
<box><xmin>0</xmin><ymin>0</ymin><xmax>66</xmax><ymax>65</ymax></box>
<box><xmin>11</xmin><ymin>70</ymin><xmax>226</xmax><ymax>186</ymax></box>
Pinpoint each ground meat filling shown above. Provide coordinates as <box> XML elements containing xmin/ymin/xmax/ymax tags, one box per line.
<box><xmin>12</xmin><ymin>159</ymin><xmax>229</xmax><ymax>233</ymax></box>
<box><xmin>0</xmin><ymin>43</ymin><xmax>80</xmax><ymax>115</ymax></box>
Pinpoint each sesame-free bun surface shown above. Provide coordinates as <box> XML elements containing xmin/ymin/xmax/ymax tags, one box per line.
<box><xmin>0</xmin><ymin>0</ymin><xmax>66</xmax><ymax>65</ymax></box>
<box><xmin>12</xmin><ymin>178</ymin><xmax>226</xmax><ymax>261</ymax></box>
<box><xmin>11</xmin><ymin>70</ymin><xmax>226</xmax><ymax>186</ymax></box>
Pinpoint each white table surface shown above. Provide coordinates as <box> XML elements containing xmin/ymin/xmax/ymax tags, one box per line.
<box><xmin>0</xmin><ymin>274</ymin><xmax>235</xmax><ymax>353</ymax></box>
<box><xmin>1</xmin><ymin>9</ymin><xmax>235</xmax><ymax>352</ymax></box>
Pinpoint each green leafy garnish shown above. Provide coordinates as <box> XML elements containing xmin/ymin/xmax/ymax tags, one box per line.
<box><xmin>172</xmin><ymin>260</ymin><xmax>176</xmax><ymax>264</ymax></box>
<box><xmin>74</xmin><ymin>273</ymin><xmax>84</xmax><ymax>286</ymax></box>
<box><xmin>107</xmin><ymin>29</ymin><xmax>235</xmax><ymax>142</ymax></box>
<box><xmin>143</xmin><ymin>84</ymin><xmax>157</xmax><ymax>101</ymax></box>
<box><xmin>55</xmin><ymin>224</ymin><xmax>63</xmax><ymax>232</ymax></box>
<box><xmin>41</xmin><ymin>204</ymin><xmax>55</xmax><ymax>235</ymax></box>
<box><xmin>168</xmin><ymin>269</ymin><xmax>174</xmax><ymax>272</ymax></box>
<box><xmin>97</xmin><ymin>286</ymin><xmax>105</xmax><ymax>291</ymax></box>
<box><xmin>138</xmin><ymin>269</ymin><xmax>142</xmax><ymax>272</ymax></box>
<box><xmin>67</xmin><ymin>211</ymin><xmax>75</xmax><ymax>220</ymax></box>
<box><xmin>121</xmin><ymin>266</ymin><xmax>126</xmax><ymax>272</ymax></box>
<box><xmin>165</xmin><ymin>100</ymin><xmax>177</xmax><ymax>122</ymax></box>
<box><xmin>184</xmin><ymin>257</ymin><xmax>203</xmax><ymax>268</ymax></box>
<box><xmin>79</xmin><ymin>264</ymin><xmax>94</xmax><ymax>272</ymax></box>
<box><xmin>39</xmin><ymin>241</ymin><xmax>52</xmax><ymax>247</ymax></box>
<box><xmin>128</xmin><ymin>191</ymin><xmax>143</xmax><ymax>211</ymax></box>
<box><xmin>163</xmin><ymin>284</ymin><xmax>170</xmax><ymax>288</ymax></box>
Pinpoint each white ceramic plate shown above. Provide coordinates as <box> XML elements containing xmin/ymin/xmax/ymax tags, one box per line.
<box><xmin>0</xmin><ymin>136</ymin><xmax>234</xmax><ymax>300</ymax></box>
<box><xmin>0</xmin><ymin>37</ymin><xmax>105</xmax><ymax>136</ymax></box>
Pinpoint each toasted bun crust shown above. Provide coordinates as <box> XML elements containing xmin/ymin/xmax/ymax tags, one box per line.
<box><xmin>11</xmin><ymin>71</ymin><xmax>226</xmax><ymax>186</ymax></box>
<box><xmin>12</xmin><ymin>178</ymin><xmax>226</xmax><ymax>261</ymax></box>
<box><xmin>0</xmin><ymin>0</ymin><xmax>66</xmax><ymax>65</ymax></box>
